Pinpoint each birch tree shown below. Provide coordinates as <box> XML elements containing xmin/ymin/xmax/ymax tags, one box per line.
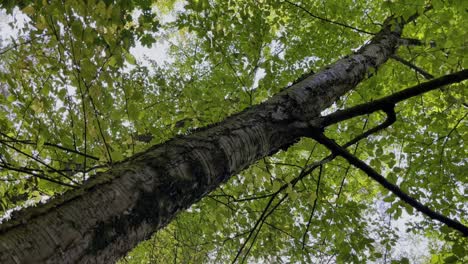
<box><xmin>0</xmin><ymin>0</ymin><xmax>466</xmax><ymax>263</ymax></box>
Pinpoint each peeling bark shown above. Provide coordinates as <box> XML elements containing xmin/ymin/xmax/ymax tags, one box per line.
<box><xmin>0</xmin><ymin>20</ymin><xmax>406</xmax><ymax>263</ymax></box>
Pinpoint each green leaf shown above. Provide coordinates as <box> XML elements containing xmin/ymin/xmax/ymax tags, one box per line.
<box><xmin>443</xmin><ymin>256</ymin><xmax>458</xmax><ymax>263</ymax></box>
<box><xmin>125</xmin><ymin>52</ymin><xmax>137</xmax><ymax>65</ymax></box>
<box><xmin>71</xmin><ymin>21</ymin><xmax>83</xmax><ymax>37</ymax></box>
<box><xmin>22</xmin><ymin>6</ymin><xmax>35</xmax><ymax>15</ymax></box>
<box><xmin>272</xmin><ymin>181</ymin><xmax>281</xmax><ymax>192</ymax></box>
<box><xmin>37</xmin><ymin>136</ymin><xmax>45</xmax><ymax>149</ymax></box>
<box><xmin>7</xmin><ymin>95</ymin><xmax>16</xmax><ymax>102</ymax></box>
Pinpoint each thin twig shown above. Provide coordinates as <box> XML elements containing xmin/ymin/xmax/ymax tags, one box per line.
<box><xmin>438</xmin><ymin>112</ymin><xmax>467</xmax><ymax>174</ymax></box>
<box><xmin>1</xmin><ymin>141</ymin><xmax>80</xmax><ymax>185</ymax></box>
<box><xmin>0</xmin><ymin>37</ymin><xmax>36</xmax><ymax>55</ymax></box>
<box><xmin>301</xmin><ymin>164</ymin><xmax>323</xmax><ymax>249</ymax></box>
<box><xmin>0</xmin><ymin>132</ymin><xmax>99</xmax><ymax>160</ymax></box>
<box><xmin>283</xmin><ymin>0</ymin><xmax>376</xmax><ymax>35</ymax></box>
<box><xmin>391</xmin><ymin>55</ymin><xmax>434</xmax><ymax>79</ymax></box>
<box><xmin>0</xmin><ymin>163</ymin><xmax>78</xmax><ymax>188</ymax></box>
<box><xmin>336</xmin><ymin>118</ymin><xmax>369</xmax><ymax>202</ymax></box>
<box><xmin>231</xmin><ymin>193</ymin><xmax>277</xmax><ymax>263</ymax></box>
<box><xmin>240</xmin><ymin>194</ymin><xmax>289</xmax><ymax>264</ymax></box>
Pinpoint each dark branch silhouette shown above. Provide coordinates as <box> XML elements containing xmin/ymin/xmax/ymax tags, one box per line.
<box><xmin>391</xmin><ymin>55</ymin><xmax>434</xmax><ymax>79</ymax></box>
<box><xmin>300</xmin><ymin>70</ymin><xmax>468</xmax><ymax>235</ymax></box>
<box><xmin>283</xmin><ymin>0</ymin><xmax>376</xmax><ymax>35</ymax></box>
<box><xmin>302</xmin><ymin>164</ymin><xmax>323</xmax><ymax>249</ymax></box>
<box><xmin>309</xmin><ymin>129</ymin><xmax>468</xmax><ymax>236</ymax></box>
<box><xmin>0</xmin><ymin>163</ymin><xmax>78</xmax><ymax>188</ymax></box>
<box><xmin>316</xmin><ymin>69</ymin><xmax>468</xmax><ymax>128</ymax></box>
<box><xmin>0</xmin><ymin>132</ymin><xmax>99</xmax><ymax>160</ymax></box>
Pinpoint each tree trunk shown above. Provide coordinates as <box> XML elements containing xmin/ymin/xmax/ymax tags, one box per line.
<box><xmin>0</xmin><ymin>20</ymin><xmax>405</xmax><ymax>263</ymax></box>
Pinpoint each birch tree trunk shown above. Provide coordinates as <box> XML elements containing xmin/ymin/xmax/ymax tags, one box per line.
<box><xmin>0</xmin><ymin>19</ymin><xmax>406</xmax><ymax>263</ymax></box>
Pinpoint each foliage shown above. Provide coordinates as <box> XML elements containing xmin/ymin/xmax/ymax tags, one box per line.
<box><xmin>0</xmin><ymin>0</ymin><xmax>466</xmax><ymax>263</ymax></box>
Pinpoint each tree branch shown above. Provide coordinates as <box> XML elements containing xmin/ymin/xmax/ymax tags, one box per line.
<box><xmin>335</xmin><ymin>118</ymin><xmax>369</xmax><ymax>203</ymax></box>
<box><xmin>317</xmin><ymin>69</ymin><xmax>468</xmax><ymax>128</ymax></box>
<box><xmin>397</xmin><ymin>38</ymin><xmax>424</xmax><ymax>47</ymax></box>
<box><xmin>0</xmin><ymin>163</ymin><xmax>78</xmax><ymax>188</ymax></box>
<box><xmin>232</xmin><ymin>192</ymin><xmax>277</xmax><ymax>263</ymax></box>
<box><xmin>0</xmin><ymin>132</ymin><xmax>99</xmax><ymax>161</ymax></box>
<box><xmin>233</xmin><ymin>103</ymin><xmax>401</xmax><ymax>257</ymax></box>
<box><xmin>240</xmin><ymin>193</ymin><xmax>290</xmax><ymax>264</ymax></box>
<box><xmin>0</xmin><ymin>37</ymin><xmax>36</xmax><ymax>55</ymax></box>
<box><xmin>302</xmin><ymin>164</ymin><xmax>323</xmax><ymax>249</ymax></box>
<box><xmin>283</xmin><ymin>0</ymin><xmax>376</xmax><ymax>35</ymax></box>
<box><xmin>309</xmin><ymin>131</ymin><xmax>468</xmax><ymax>236</ymax></box>
<box><xmin>0</xmin><ymin>141</ymin><xmax>80</xmax><ymax>185</ymax></box>
<box><xmin>391</xmin><ymin>55</ymin><xmax>434</xmax><ymax>79</ymax></box>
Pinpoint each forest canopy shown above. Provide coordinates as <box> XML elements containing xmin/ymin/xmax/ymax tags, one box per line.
<box><xmin>0</xmin><ymin>0</ymin><xmax>467</xmax><ymax>263</ymax></box>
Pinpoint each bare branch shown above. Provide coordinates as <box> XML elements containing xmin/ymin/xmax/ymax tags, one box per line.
<box><xmin>391</xmin><ymin>55</ymin><xmax>434</xmax><ymax>79</ymax></box>
<box><xmin>0</xmin><ymin>163</ymin><xmax>78</xmax><ymax>188</ymax></box>
<box><xmin>283</xmin><ymin>0</ymin><xmax>376</xmax><ymax>35</ymax></box>
<box><xmin>232</xmin><ymin>192</ymin><xmax>277</xmax><ymax>263</ymax></box>
<box><xmin>302</xmin><ymin>164</ymin><xmax>323</xmax><ymax>249</ymax></box>
<box><xmin>0</xmin><ymin>132</ymin><xmax>100</xmax><ymax>161</ymax></box>
<box><xmin>0</xmin><ymin>37</ymin><xmax>36</xmax><ymax>55</ymax></box>
<box><xmin>309</xmin><ymin>130</ymin><xmax>468</xmax><ymax>236</ymax></box>
<box><xmin>317</xmin><ymin>69</ymin><xmax>468</xmax><ymax>128</ymax></box>
<box><xmin>0</xmin><ymin>141</ymin><xmax>81</xmax><ymax>185</ymax></box>
<box><xmin>397</xmin><ymin>38</ymin><xmax>424</xmax><ymax>46</ymax></box>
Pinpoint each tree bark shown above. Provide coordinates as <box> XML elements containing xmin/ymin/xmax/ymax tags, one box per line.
<box><xmin>0</xmin><ymin>19</ymin><xmax>406</xmax><ymax>263</ymax></box>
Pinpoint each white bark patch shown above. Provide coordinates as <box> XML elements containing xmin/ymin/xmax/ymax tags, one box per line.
<box><xmin>218</xmin><ymin>123</ymin><xmax>270</xmax><ymax>172</ymax></box>
<box><xmin>184</xmin><ymin>141</ymin><xmax>216</xmax><ymax>184</ymax></box>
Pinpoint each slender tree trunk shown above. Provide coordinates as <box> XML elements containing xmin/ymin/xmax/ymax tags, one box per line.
<box><xmin>0</xmin><ymin>19</ymin><xmax>405</xmax><ymax>263</ymax></box>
